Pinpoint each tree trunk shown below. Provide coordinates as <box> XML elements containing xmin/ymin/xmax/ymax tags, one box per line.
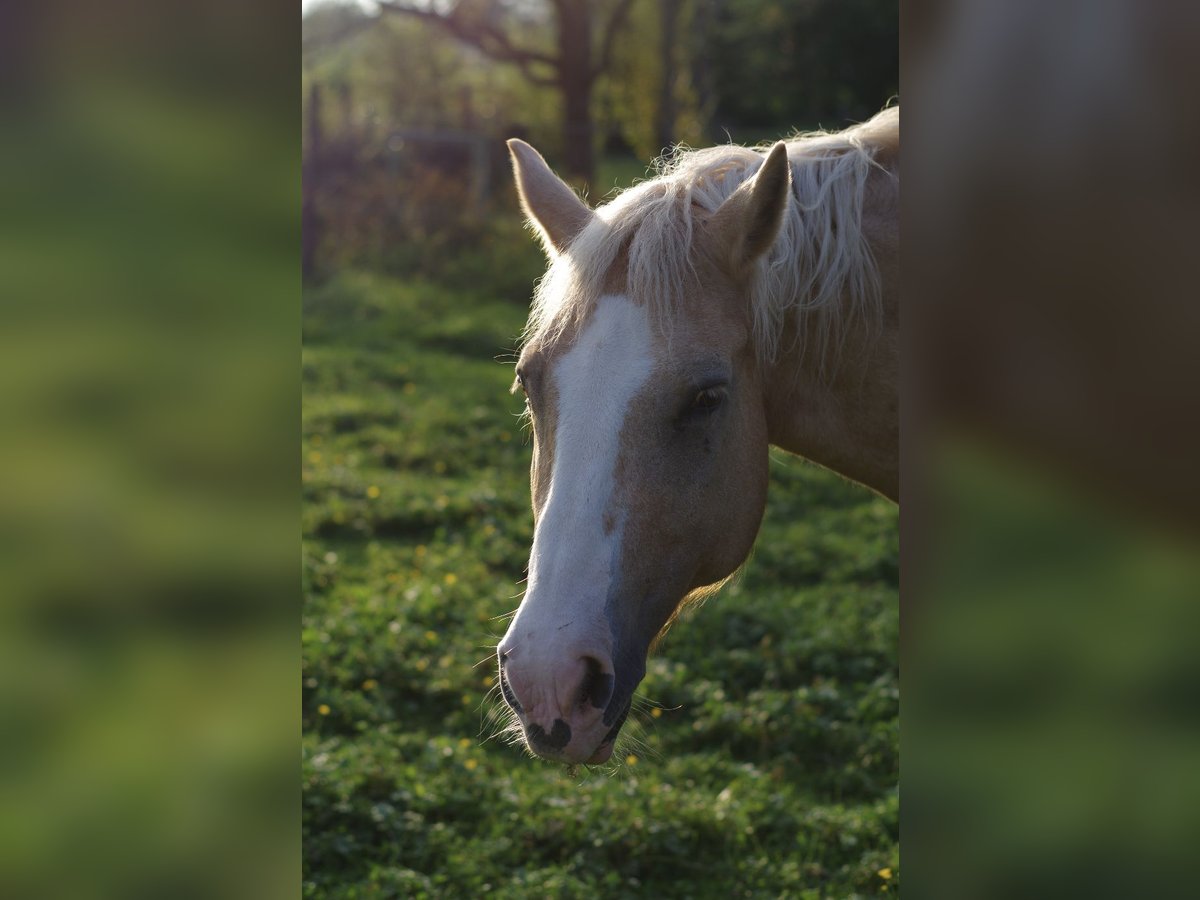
<box><xmin>691</xmin><ymin>0</ymin><xmax>717</xmax><ymax>141</ymax></box>
<box><xmin>555</xmin><ymin>0</ymin><xmax>595</xmax><ymax>187</ymax></box>
<box><xmin>656</xmin><ymin>0</ymin><xmax>682</xmax><ymax>153</ymax></box>
<box><xmin>375</xmin><ymin>0</ymin><xmax>623</xmax><ymax>188</ymax></box>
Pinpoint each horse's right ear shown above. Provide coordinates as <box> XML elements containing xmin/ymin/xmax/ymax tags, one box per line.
<box><xmin>507</xmin><ymin>139</ymin><xmax>594</xmax><ymax>255</ymax></box>
<box><xmin>708</xmin><ymin>141</ymin><xmax>792</xmax><ymax>274</ymax></box>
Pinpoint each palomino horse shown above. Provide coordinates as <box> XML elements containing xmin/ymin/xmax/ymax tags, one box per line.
<box><xmin>496</xmin><ymin>108</ymin><xmax>898</xmax><ymax>764</ymax></box>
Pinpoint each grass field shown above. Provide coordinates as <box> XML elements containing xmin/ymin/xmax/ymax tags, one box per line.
<box><xmin>302</xmin><ymin>267</ymin><xmax>900</xmax><ymax>898</ymax></box>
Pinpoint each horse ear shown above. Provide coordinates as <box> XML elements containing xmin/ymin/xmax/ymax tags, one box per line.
<box><xmin>709</xmin><ymin>142</ymin><xmax>791</xmax><ymax>273</ymax></box>
<box><xmin>507</xmin><ymin>139</ymin><xmax>594</xmax><ymax>255</ymax></box>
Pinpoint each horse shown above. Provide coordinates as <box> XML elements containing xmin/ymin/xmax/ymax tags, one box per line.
<box><xmin>495</xmin><ymin>108</ymin><xmax>899</xmax><ymax>765</ymax></box>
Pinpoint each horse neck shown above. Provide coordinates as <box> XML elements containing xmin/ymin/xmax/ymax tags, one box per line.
<box><xmin>762</xmin><ymin>162</ymin><xmax>899</xmax><ymax>501</ymax></box>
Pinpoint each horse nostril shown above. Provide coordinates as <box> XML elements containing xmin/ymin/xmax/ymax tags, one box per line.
<box><xmin>578</xmin><ymin>656</ymin><xmax>615</xmax><ymax>710</ymax></box>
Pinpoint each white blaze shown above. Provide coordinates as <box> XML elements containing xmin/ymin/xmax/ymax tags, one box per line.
<box><xmin>508</xmin><ymin>294</ymin><xmax>655</xmax><ymax>649</ymax></box>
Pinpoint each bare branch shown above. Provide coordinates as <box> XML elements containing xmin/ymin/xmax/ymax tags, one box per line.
<box><xmin>375</xmin><ymin>1</ymin><xmax>560</xmax><ymax>85</ymax></box>
<box><xmin>592</xmin><ymin>0</ymin><xmax>637</xmax><ymax>81</ymax></box>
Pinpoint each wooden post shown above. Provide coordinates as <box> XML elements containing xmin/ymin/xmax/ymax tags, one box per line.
<box><xmin>556</xmin><ymin>0</ymin><xmax>596</xmax><ymax>189</ymax></box>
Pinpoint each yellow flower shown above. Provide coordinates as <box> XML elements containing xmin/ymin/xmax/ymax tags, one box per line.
<box><xmin>307</xmin><ymin>451</ymin><xmax>322</xmax><ymax>465</ymax></box>
<box><xmin>424</xmin><ymin>630</ymin><xmax>437</xmax><ymax>642</ymax></box>
<box><xmin>361</xmin><ymin>679</ymin><xmax>378</xmax><ymax>691</ymax></box>
<box><xmin>317</xmin><ymin>704</ymin><xmax>330</xmax><ymax>716</ymax></box>
<box><xmin>464</xmin><ymin>758</ymin><xmax>478</xmax><ymax>771</ymax></box>
<box><xmin>415</xmin><ymin>659</ymin><xmax>428</xmax><ymax>671</ymax></box>
<box><xmin>458</xmin><ymin>737</ymin><xmax>471</xmax><ymax>749</ymax></box>
<box><xmin>878</xmin><ymin>868</ymin><xmax>893</xmax><ymax>880</ymax></box>
<box><xmin>625</xmin><ymin>754</ymin><xmax>638</xmax><ymax>766</ymax></box>
<box><xmin>366</xmin><ymin>485</ymin><xmax>381</xmax><ymax>499</ymax></box>
<box><xmin>443</xmin><ymin>573</ymin><xmax>458</xmax><ymax>586</ymax></box>
<box><xmin>651</xmin><ymin>708</ymin><xmax>662</xmax><ymax>718</ymax></box>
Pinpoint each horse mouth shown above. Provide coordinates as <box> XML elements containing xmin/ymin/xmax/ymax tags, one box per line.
<box><xmin>516</xmin><ymin>697</ymin><xmax>631</xmax><ymax>766</ymax></box>
<box><xmin>576</xmin><ymin>696</ymin><xmax>631</xmax><ymax>765</ymax></box>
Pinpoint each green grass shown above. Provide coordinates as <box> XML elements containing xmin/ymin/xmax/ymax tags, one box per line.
<box><xmin>593</xmin><ymin>156</ymin><xmax>656</xmax><ymax>200</ymax></box>
<box><xmin>302</xmin><ymin>269</ymin><xmax>899</xmax><ymax>898</ymax></box>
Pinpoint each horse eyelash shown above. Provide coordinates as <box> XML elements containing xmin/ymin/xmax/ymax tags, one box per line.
<box><xmin>516</xmin><ymin>405</ymin><xmax>533</xmax><ymax>436</ymax></box>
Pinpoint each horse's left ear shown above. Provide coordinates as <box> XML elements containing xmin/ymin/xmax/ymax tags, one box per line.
<box><xmin>709</xmin><ymin>142</ymin><xmax>791</xmax><ymax>273</ymax></box>
<box><xmin>507</xmin><ymin>139</ymin><xmax>595</xmax><ymax>256</ymax></box>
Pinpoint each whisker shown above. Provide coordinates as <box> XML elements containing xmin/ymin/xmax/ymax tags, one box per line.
<box><xmin>478</xmin><ymin>690</ymin><xmax>522</xmax><ymax>746</ymax></box>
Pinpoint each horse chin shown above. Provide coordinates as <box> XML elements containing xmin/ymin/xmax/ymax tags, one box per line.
<box><xmin>526</xmin><ymin>736</ymin><xmax>612</xmax><ymax>766</ymax></box>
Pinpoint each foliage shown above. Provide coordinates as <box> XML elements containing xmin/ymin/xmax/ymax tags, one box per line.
<box><xmin>708</xmin><ymin>0</ymin><xmax>899</xmax><ymax>129</ymax></box>
<box><xmin>301</xmin><ymin>1</ymin><xmax>899</xmax><ymax>282</ymax></box>
<box><xmin>303</xmin><ymin>11</ymin><xmax>545</xmax><ymax>138</ymax></box>
<box><xmin>302</xmin><ymin>269</ymin><xmax>900</xmax><ymax>897</ymax></box>
<box><xmin>598</xmin><ymin>0</ymin><xmax>708</xmax><ymax>160</ymax></box>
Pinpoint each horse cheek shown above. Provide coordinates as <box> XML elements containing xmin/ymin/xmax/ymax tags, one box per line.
<box><xmin>696</xmin><ymin>417</ymin><xmax>768</xmax><ymax>585</ymax></box>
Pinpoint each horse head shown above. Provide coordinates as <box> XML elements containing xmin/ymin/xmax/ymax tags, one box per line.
<box><xmin>495</xmin><ymin>139</ymin><xmax>793</xmax><ymax>764</ymax></box>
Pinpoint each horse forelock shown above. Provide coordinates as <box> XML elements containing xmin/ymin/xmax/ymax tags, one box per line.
<box><xmin>523</xmin><ymin>107</ymin><xmax>898</xmax><ymax>378</ymax></box>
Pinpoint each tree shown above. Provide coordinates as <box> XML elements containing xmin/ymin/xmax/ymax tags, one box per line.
<box><xmin>706</xmin><ymin>0</ymin><xmax>898</xmax><ymax>132</ymax></box>
<box><xmin>655</xmin><ymin>0</ymin><xmax>682</xmax><ymax>152</ymax></box>
<box><xmin>375</xmin><ymin>0</ymin><xmax>636</xmax><ymax>188</ymax></box>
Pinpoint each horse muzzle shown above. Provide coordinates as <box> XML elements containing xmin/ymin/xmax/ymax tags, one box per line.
<box><xmin>496</xmin><ymin>640</ymin><xmax>626</xmax><ymax>764</ymax></box>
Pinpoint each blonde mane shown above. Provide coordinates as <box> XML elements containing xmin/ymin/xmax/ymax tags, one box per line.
<box><xmin>525</xmin><ymin>106</ymin><xmax>898</xmax><ymax>373</ymax></box>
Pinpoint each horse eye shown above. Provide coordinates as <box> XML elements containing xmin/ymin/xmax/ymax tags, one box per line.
<box><xmin>513</xmin><ymin>371</ymin><xmax>527</xmax><ymax>395</ymax></box>
<box><xmin>691</xmin><ymin>387</ymin><xmax>725</xmax><ymax>412</ymax></box>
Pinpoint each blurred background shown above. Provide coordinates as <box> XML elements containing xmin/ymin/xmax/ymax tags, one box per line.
<box><xmin>300</xmin><ymin>0</ymin><xmax>897</xmax><ymax>286</ymax></box>
<box><xmin>0</xmin><ymin>2</ymin><xmax>297</xmax><ymax>898</ymax></box>
<box><xmin>908</xmin><ymin>1</ymin><xmax>1200</xmax><ymax>896</ymax></box>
